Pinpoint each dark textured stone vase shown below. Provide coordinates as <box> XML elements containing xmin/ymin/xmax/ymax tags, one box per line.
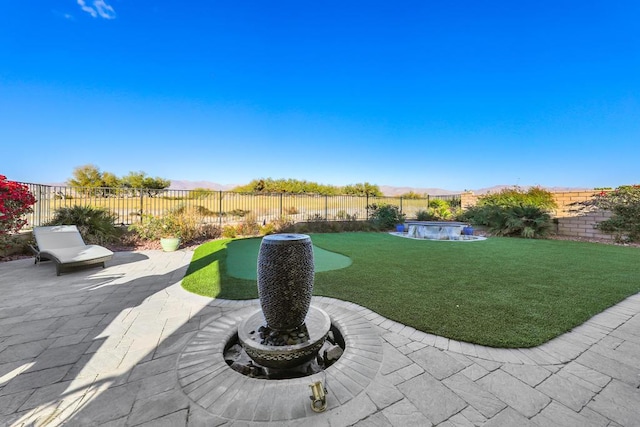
<box><xmin>257</xmin><ymin>234</ymin><xmax>314</xmax><ymax>331</ymax></box>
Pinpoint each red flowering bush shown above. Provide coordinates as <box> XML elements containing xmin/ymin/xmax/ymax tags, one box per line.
<box><xmin>0</xmin><ymin>175</ymin><xmax>36</xmax><ymax>237</ymax></box>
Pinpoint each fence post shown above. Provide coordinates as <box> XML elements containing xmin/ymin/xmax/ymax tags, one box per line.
<box><xmin>400</xmin><ymin>196</ymin><xmax>403</xmax><ymax>214</ymax></box>
<box><xmin>139</xmin><ymin>191</ymin><xmax>144</xmax><ymax>223</ymax></box>
<box><xmin>219</xmin><ymin>191</ymin><xmax>223</xmax><ymax>225</ymax></box>
<box><xmin>36</xmin><ymin>185</ymin><xmax>44</xmax><ymax>227</ymax></box>
<box><xmin>325</xmin><ymin>195</ymin><xmax>328</xmax><ymax>220</ymax></box>
<box><xmin>279</xmin><ymin>193</ymin><xmax>283</xmax><ymax>218</ymax></box>
<box><xmin>365</xmin><ymin>194</ymin><xmax>369</xmax><ymax>220</ymax></box>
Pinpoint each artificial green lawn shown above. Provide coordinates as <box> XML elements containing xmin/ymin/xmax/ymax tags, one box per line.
<box><xmin>181</xmin><ymin>233</ymin><xmax>640</xmax><ymax>348</ymax></box>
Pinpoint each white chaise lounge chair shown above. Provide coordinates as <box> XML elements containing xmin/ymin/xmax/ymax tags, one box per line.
<box><xmin>32</xmin><ymin>225</ymin><xmax>114</xmax><ymax>276</ymax></box>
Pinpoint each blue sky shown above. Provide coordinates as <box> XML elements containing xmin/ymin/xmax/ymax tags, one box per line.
<box><xmin>1</xmin><ymin>1</ymin><xmax>638</xmax><ymax>191</ymax></box>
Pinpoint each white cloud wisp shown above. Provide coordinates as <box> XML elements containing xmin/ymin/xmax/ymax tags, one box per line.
<box><xmin>77</xmin><ymin>0</ymin><xmax>116</xmax><ymax>19</ymax></box>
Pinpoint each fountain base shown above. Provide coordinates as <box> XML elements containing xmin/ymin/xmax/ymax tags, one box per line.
<box><xmin>238</xmin><ymin>306</ymin><xmax>331</xmax><ymax>370</ymax></box>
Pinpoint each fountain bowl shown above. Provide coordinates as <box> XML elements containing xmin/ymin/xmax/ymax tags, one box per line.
<box><xmin>238</xmin><ymin>306</ymin><xmax>331</xmax><ymax>369</ymax></box>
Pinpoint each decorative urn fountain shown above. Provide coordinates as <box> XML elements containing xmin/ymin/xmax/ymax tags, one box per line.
<box><xmin>238</xmin><ymin>234</ymin><xmax>331</xmax><ymax>370</ymax></box>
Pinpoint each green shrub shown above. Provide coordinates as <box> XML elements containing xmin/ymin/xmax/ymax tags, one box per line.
<box><xmin>427</xmin><ymin>199</ymin><xmax>455</xmax><ymax>220</ymax></box>
<box><xmin>336</xmin><ymin>210</ymin><xmax>358</xmax><ymax>221</ymax></box>
<box><xmin>46</xmin><ymin>205</ymin><xmax>120</xmax><ymax>245</ymax></box>
<box><xmin>128</xmin><ymin>206</ymin><xmax>203</xmax><ymax>243</ymax></box>
<box><xmin>367</xmin><ymin>204</ymin><xmax>405</xmax><ymax>230</ymax></box>
<box><xmin>222</xmin><ymin>225</ymin><xmax>237</xmax><ymax>238</ymax></box>
<box><xmin>200</xmin><ymin>223</ymin><xmax>222</xmax><ymax>240</ymax></box>
<box><xmin>229</xmin><ymin>209</ymin><xmax>250</xmax><ymax>218</ymax></box>
<box><xmin>462</xmin><ymin>187</ymin><xmax>556</xmax><ymax>239</ymax></box>
<box><xmin>304</xmin><ymin>214</ymin><xmax>334</xmax><ymax>233</ymax></box>
<box><xmin>589</xmin><ymin>185</ymin><xmax>640</xmax><ymax>242</ymax></box>
<box><xmin>195</xmin><ymin>205</ymin><xmax>217</xmax><ymax>217</ymax></box>
<box><xmin>260</xmin><ymin>222</ymin><xmax>277</xmax><ymax>235</ymax></box>
<box><xmin>128</xmin><ymin>215</ymin><xmax>170</xmax><ymax>240</ymax></box>
<box><xmin>271</xmin><ymin>216</ymin><xmax>295</xmax><ymax>233</ymax></box>
<box><xmin>477</xmin><ymin>186</ymin><xmax>557</xmax><ymax>210</ymax></box>
<box><xmin>235</xmin><ymin>214</ymin><xmax>261</xmax><ymax>236</ymax></box>
<box><xmin>416</xmin><ymin>209</ymin><xmax>436</xmax><ymax>221</ymax></box>
<box><xmin>497</xmin><ymin>205</ymin><xmax>552</xmax><ymax>238</ymax></box>
<box><xmin>190</xmin><ymin>188</ymin><xmax>215</xmax><ymax>199</ymax></box>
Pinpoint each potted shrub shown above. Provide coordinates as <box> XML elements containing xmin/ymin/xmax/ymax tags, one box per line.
<box><xmin>130</xmin><ymin>213</ymin><xmax>182</xmax><ymax>251</ymax></box>
<box><xmin>158</xmin><ymin>214</ymin><xmax>182</xmax><ymax>251</ymax></box>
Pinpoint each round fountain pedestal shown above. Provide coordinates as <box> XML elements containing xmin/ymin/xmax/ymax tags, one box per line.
<box><xmin>238</xmin><ymin>306</ymin><xmax>331</xmax><ymax>370</ymax></box>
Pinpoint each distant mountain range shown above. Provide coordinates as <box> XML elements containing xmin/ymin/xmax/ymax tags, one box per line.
<box><xmin>168</xmin><ymin>180</ymin><xmax>591</xmax><ymax>195</ymax></box>
<box><xmin>168</xmin><ymin>180</ymin><xmax>238</xmax><ymax>191</ymax></box>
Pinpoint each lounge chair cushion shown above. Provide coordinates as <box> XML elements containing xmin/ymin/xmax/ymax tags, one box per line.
<box><xmin>33</xmin><ymin>225</ymin><xmax>114</xmax><ymax>275</ymax></box>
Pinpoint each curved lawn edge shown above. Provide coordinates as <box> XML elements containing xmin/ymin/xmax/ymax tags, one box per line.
<box><xmin>181</xmin><ymin>232</ymin><xmax>640</xmax><ymax>348</ymax></box>
<box><xmin>225</xmin><ymin>237</ymin><xmax>352</xmax><ymax>280</ymax></box>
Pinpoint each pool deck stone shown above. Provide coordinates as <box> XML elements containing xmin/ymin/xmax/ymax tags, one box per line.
<box><xmin>0</xmin><ymin>250</ymin><xmax>639</xmax><ymax>426</ymax></box>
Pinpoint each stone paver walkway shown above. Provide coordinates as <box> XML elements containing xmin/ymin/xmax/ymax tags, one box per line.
<box><xmin>0</xmin><ymin>250</ymin><xmax>639</xmax><ymax>426</ymax></box>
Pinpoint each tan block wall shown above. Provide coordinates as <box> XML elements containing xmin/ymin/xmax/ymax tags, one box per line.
<box><xmin>550</xmin><ymin>191</ymin><xmax>614</xmax><ymax>240</ymax></box>
<box><xmin>461</xmin><ymin>190</ymin><xmax>615</xmax><ymax>241</ymax></box>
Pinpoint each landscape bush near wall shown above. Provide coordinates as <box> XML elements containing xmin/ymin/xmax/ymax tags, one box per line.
<box><xmin>462</xmin><ymin>190</ymin><xmax>615</xmax><ymax>240</ymax></box>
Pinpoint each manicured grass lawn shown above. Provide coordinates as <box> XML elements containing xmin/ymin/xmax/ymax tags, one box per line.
<box><xmin>182</xmin><ymin>232</ymin><xmax>640</xmax><ymax>348</ymax></box>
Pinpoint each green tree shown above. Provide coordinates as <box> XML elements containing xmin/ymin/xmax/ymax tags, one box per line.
<box><xmin>101</xmin><ymin>171</ymin><xmax>120</xmax><ymax>188</ymax></box>
<box><xmin>68</xmin><ymin>164</ymin><xmax>104</xmax><ymax>194</ymax></box>
<box><xmin>234</xmin><ymin>178</ymin><xmax>338</xmax><ymax>195</ymax></box>
<box><xmin>400</xmin><ymin>191</ymin><xmax>423</xmax><ymax>199</ymax></box>
<box><xmin>121</xmin><ymin>171</ymin><xmax>170</xmax><ymax>197</ymax></box>
<box><xmin>342</xmin><ymin>182</ymin><xmax>382</xmax><ymax>197</ymax></box>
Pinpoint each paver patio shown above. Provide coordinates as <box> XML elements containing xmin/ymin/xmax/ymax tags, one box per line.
<box><xmin>0</xmin><ymin>250</ymin><xmax>638</xmax><ymax>426</ymax></box>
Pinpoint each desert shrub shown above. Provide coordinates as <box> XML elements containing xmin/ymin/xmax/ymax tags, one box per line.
<box><xmin>195</xmin><ymin>205</ymin><xmax>217</xmax><ymax>217</ymax></box>
<box><xmin>229</xmin><ymin>209</ymin><xmax>250</xmax><ymax>218</ymax></box>
<box><xmin>235</xmin><ymin>214</ymin><xmax>261</xmax><ymax>236</ymax></box>
<box><xmin>271</xmin><ymin>216</ymin><xmax>295</xmax><ymax>233</ymax></box>
<box><xmin>495</xmin><ymin>205</ymin><xmax>552</xmax><ymax>238</ymax></box>
<box><xmin>307</xmin><ymin>213</ymin><xmax>326</xmax><ymax>222</ymax></box>
<box><xmin>128</xmin><ymin>215</ymin><xmax>171</xmax><ymax>240</ymax></box>
<box><xmin>335</xmin><ymin>220</ymin><xmax>377</xmax><ymax>232</ymax></box>
<box><xmin>190</xmin><ymin>188</ymin><xmax>215</xmax><ymax>199</ymax></box>
<box><xmin>200</xmin><ymin>223</ymin><xmax>222</xmax><ymax>240</ymax></box>
<box><xmin>587</xmin><ymin>185</ymin><xmax>640</xmax><ymax>242</ymax></box>
<box><xmin>416</xmin><ymin>209</ymin><xmax>437</xmax><ymax>221</ymax></box>
<box><xmin>477</xmin><ymin>186</ymin><xmax>557</xmax><ymax>210</ymax></box>
<box><xmin>304</xmin><ymin>214</ymin><xmax>334</xmax><ymax>233</ymax></box>
<box><xmin>367</xmin><ymin>204</ymin><xmax>405</xmax><ymax>230</ymax></box>
<box><xmin>284</xmin><ymin>206</ymin><xmax>299</xmax><ymax>215</ymax></box>
<box><xmin>462</xmin><ymin>187</ymin><xmax>555</xmax><ymax>239</ymax></box>
<box><xmin>222</xmin><ymin>225</ymin><xmax>237</xmax><ymax>238</ymax></box>
<box><xmin>260</xmin><ymin>222</ymin><xmax>277</xmax><ymax>235</ymax></box>
<box><xmin>46</xmin><ymin>205</ymin><xmax>120</xmax><ymax>245</ymax></box>
<box><xmin>427</xmin><ymin>199</ymin><xmax>454</xmax><ymax>220</ymax></box>
<box><xmin>336</xmin><ymin>210</ymin><xmax>358</xmax><ymax>221</ymax></box>
<box><xmin>129</xmin><ymin>205</ymin><xmax>203</xmax><ymax>243</ymax></box>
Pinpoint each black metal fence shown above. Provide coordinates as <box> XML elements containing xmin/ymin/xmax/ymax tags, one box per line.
<box><xmin>19</xmin><ymin>182</ymin><xmax>461</xmax><ymax>228</ymax></box>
